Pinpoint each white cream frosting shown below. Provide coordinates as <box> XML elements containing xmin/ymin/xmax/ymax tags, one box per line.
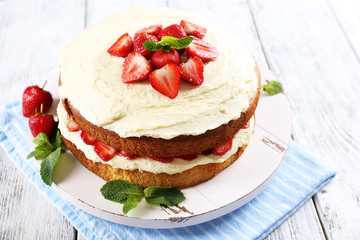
<box><xmin>58</xmin><ymin>103</ymin><xmax>254</xmax><ymax>174</ymax></box>
<box><xmin>58</xmin><ymin>6</ymin><xmax>258</xmax><ymax>139</ymax></box>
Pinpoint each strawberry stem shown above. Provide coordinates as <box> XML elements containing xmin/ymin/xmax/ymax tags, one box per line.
<box><xmin>40</xmin><ymin>104</ymin><xmax>44</xmax><ymax>114</ymax></box>
<box><xmin>41</xmin><ymin>80</ymin><xmax>48</xmax><ymax>90</ymax></box>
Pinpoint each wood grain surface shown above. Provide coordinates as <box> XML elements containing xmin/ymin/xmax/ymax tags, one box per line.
<box><xmin>1</xmin><ymin>0</ymin><xmax>359</xmax><ymax>239</ymax></box>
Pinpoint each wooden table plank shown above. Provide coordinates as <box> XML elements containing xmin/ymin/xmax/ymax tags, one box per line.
<box><xmin>248</xmin><ymin>0</ymin><xmax>360</xmax><ymax>239</ymax></box>
<box><xmin>0</xmin><ymin>0</ymin><xmax>85</xmax><ymax>239</ymax></box>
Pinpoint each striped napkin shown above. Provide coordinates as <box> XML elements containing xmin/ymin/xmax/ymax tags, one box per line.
<box><xmin>0</xmin><ymin>101</ymin><xmax>335</xmax><ymax>240</ymax></box>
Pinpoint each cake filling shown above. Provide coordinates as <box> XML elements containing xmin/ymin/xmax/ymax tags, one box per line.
<box><xmin>58</xmin><ymin>103</ymin><xmax>254</xmax><ymax>174</ymax></box>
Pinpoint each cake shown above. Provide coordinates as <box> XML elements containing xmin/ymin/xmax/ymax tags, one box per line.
<box><xmin>57</xmin><ymin>6</ymin><xmax>260</xmax><ymax>188</ymax></box>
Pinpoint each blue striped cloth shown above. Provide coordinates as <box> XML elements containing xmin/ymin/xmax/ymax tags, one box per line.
<box><xmin>0</xmin><ymin>101</ymin><xmax>335</xmax><ymax>240</ymax></box>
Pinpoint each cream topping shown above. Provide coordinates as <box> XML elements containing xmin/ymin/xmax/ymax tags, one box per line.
<box><xmin>57</xmin><ymin>103</ymin><xmax>254</xmax><ymax>174</ymax></box>
<box><xmin>58</xmin><ymin>6</ymin><xmax>258</xmax><ymax>139</ymax></box>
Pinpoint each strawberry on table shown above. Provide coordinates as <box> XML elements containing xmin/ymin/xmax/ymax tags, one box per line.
<box><xmin>149</xmin><ymin>156</ymin><xmax>174</xmax><ymax>163</ymax></box>
<box><xmin>158</xmin><ymin>24</ymin><xmax>186</xmax><ymax>40</ymax></box>
<box><xmin>150</xmin><ymin>63</ymin><xmax>181</xmax><ymax>99</ymax></box>
<box><xmin>186</xmin><ymin>37</ymin><xmax>219</xmax><ymax>61</ymax></box>
<box><xmin>151</xmin><ymin>49</ymin><xmax>181</xmax><ymax>69</ymax></box>
<box><xmin>107</xmin><ymin>33</ymin><xmax>133</xmax><ymax>57</ymax></box>
<box><xmin>80</xmin><ymin>130</ymin><xmax>97</xmax><ymax>145</ymax></box>
<box><xmin>94</xmin><ymin>141</ymin><xmax>117</xmax><ymax>162</ymax></box>
<box><xmin>117</xmin><ymin>150</ymin><xmax>139</xmax><ymax>160</ymax></box>
<box><xmin>28</xmin><ymin>106</ymin><xmax>55</xmax><ymax>138</ymax></box>
<box><xmin>180</xmin><ymin>20</ymin><xmax>207</xmax><ymax>39</ymax></box>
<box><xmin>179</xmin><ymin>56</ymin><xmax>204</xmax><ymax>85</ymax></box>
<box><xmin>22</xmin><ymin>82</ymin><xmax>53</xmax><ymax>118</ymax></box>
<box><xmin>67</xmin><ymin>118</ymin><xmax>80</xmax><ymax>132</ymax></box>
<box><xmin>136</xmin><ymin>24</ymin><xmax>162</xmax><ymax>36</ymax></box>
<box><xmin>121</xmin><ymin>51</ymin><xmax>152</xmax><ymax>83</ymax></box>
<box><xmin>134</xmin><ymin>33</ymin><xmax>159</xmax><ymax>59</ymax></box>
<box><xmin>212</xmin><ymin>139</ymin><xmax>233</xmax><ymax>156</ymax></box>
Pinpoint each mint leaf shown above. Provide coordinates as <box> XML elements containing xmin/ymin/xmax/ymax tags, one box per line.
<box><xmin>143</xmin><ymin>36</ymin><xmax>193</xmax><ymax>53</ymax></box>
<box><xmin>123</xmin><ymin>195</ymin><xmax>143</xmax><ymax>214</ymax></box>
<box><xmin>262</xmin><ymin>81</ymin><xmax>283</xmax><ymax>95</ymax></box>
<box><xmin>33</xmin><ymin>133</ymin><xmax>54</xmax><ymax>150</ymax></box>
<box><xmin>27</xmin><ymin>133</ymin><xmax>56</xmax><ymax>160</ymax></box>
<box><xmin>40</xmin><ymin>147</ymin><xmax>62</xmax><ymax>186</ymax></box>
<box><xmin>144</xmin><ymin>186</ymin><xmax>185</xmax><ymax>206</ymax></box>
<box><xmin>54</xmin><ymin>129</ymin><xmax>65</xmax><ymax>150</ymax></box>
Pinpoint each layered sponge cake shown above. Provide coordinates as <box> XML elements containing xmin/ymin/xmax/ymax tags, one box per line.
<box><xmin>57</xmin><ymin>6</ymin><xmax>260</xmax><ymax>188</ymax></box>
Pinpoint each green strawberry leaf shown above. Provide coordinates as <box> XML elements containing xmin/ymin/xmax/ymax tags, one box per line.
<box><xmin>40</xmin><ymin>147</ymin><xmax>62</xmax><ymax>186</ymax></box>
<box><xmin>144</xmin><ymin>186</ymin><xmax>185</xmax><ymax>206</ymax></box>
<box><xmin>262</xmin><ymin>80</ymin><xmax>283</xmax><ymax>95</ymax></box>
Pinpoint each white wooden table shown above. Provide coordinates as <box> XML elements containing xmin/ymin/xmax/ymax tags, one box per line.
<box><xmin>1</xmin><ymin>0</ymin><xmax>359</xmax><ymax>239</ymax></box>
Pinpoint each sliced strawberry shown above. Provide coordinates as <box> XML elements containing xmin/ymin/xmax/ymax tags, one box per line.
<box><xmin>67</xmin><ymin>118</ymin><xmax>80</xmax><ymax>132</ymax></box>
<box><xmin>136</xmin><ymin>24</ymin><xmax>162</xmax><ymax>36</ymax></box>
<box><xmin>117</xmin><ymin>150</ymin><xmax>139</xmax><ymax>160</ymax></box>
<box><xmin>212</xmin><ymin>139</ymin><xmax>233</xmax><ymax>156</ymax></box>
<box><xmin>201</xmin><ymin>149</ymin><xmax>213</xmax><ymax>156</ymax></box>
<box><xmin>29</xmin><ymin>113</ymin><xmax>55</xmax><ymax>138</ymax></box>
<box><xmin>158</xmin><ymin>24</ymin><xmax>186</xmax><ymax>40</ymax></box>
<box><xmin>22</xmin><ymin>83</ymin><xmax>53</xmax><ymax>118</ymax></box>
<box><xmin>179</xmin><ymin>56</ymin><xmax>204</xmax><ymax>85</ymax></box>
<box><xmin>121</xmin><ymin>52</ymin><xmax>152</xmax><ymax>83</ymax></box>
<box><xmin>151</xmin><ymin>49</ymin><xmax>181</xmax><ymax>69</ymax></box>
<box><xmin>80</xmin><ymin>130</ymin><xmax>97</xmax><ymax>145</ymax></box>
<box><xmin>177</xmin><ymin>153</ymin><xmax>197</xmax><ymax>161</ymax></box>
<box><xmin>149</xmin><ymin>156</ymin><xmax>174</xmax><ymax>163</ymax></box>
<box><xmin>150</xmin><ymin>64</ymin><xmax>181</xmax><ymax>99</ymax></box>
<box><xmin>94</xmin><ymin>141</ymin><xmax>117</xmax><ymax>162</ymax></box>
<box><xmin>134</xmin><ymin>33</ymin><xmax>159</xmax><ymax>59</ymax></box>
<box><xmin>107</xmin><ymin>33</ymin><xmax>133</xmax><ymax>57</ymax></box>
<box><xmin>186</xmin><ymin>37</ymin><xmax>219</xmax><ymax>61</ymax></box>
<box><xmin>242</xmin><ymin>121</ymin><xmax>250</xmax><ymax>129</ymax></box>
<box><xmin>180</xmin><ymin>20</ymin><xmax>207</xmax><ymax>39</ymax></box>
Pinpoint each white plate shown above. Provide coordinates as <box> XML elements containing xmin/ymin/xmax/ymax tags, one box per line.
<box><xmin>33</xmin><ymin>66</ymin><xmax>291</xmax><ymax>229</ymax></box>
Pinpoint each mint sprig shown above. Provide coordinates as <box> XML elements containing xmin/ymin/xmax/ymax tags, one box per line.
<box><xmin>100</xmin><ymin>180</ymin><xmax>186</xmax><ymax>214</ymax></box>
<box><xmin>262</xmin><ymin>80</ymin><xmax>283</xmax><ymax>95</ymax></box>
<box><xmin>27</xmin><ymin>129</ymin><xmax>65</xmax><ymax>186</ymax></box>
<box><xmin>143</xmin><ymin>36</ymin><xmax>193</xmax><ymax>53</ymax></box>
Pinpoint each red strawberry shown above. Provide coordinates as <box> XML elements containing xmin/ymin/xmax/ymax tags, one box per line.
<box><xmin>177</xmin><ymin>153</ymin><xmax>197</xmax><ymax>161</ymax></box>
<box><xmin>179</xmin><ymin>56</ymin><xmax>204</xmax><ymax>85</ymax></box>
<box><xmin>150</xmin><ymin>64</ymin><xmax>181</xmax><ymax>99</ymax></box>
<box><xmin>80</xmin><ymin>130</ymin><xmax>96</xmax><ymax>145</ymax></box>
<box><xmin>121</xmin><ymin>52</ymin><xmax>152</xmax><ymax>83</ymax></box>
<box><xmin>151</xmin><ymin>49</ymin><xmax>181</xmax><ymax>69</ymax></box>
<box><xmin>107</xmin><ymin>33</ymin><xmax>133</xmax><ymax>57</ymax></box>
<box><xmin>158</xmin><ymin>24</ymin><xmax>186</xmax><ymax>40</ymax></box>
<box><xmin>212</xmin><ymin>139</ymin><xmax>233</xmax><ymax>156</ymax></box>
<box><xmin>117</xmin><ymin>150</ymin><xmax>139</xmax><ymax>160</ymax></box>
<box><xmin>186</xmin><ymin>37</ymin><xmax>219</xmax><ymax>61</ymax></box>
<box><xmin>136</xmin><ymin>25</ymin><xmax>162</xmax><ymax>36</ymax></box>
<box><xmin>149</xmin><ymin>156</ymin><xmax>174</xmax><ymax>163</ymax></box>
<box><xmin>94</xmin><ymin>141</ymin><xmax>117</xmax><ymax>162</ymax></box>
<box><xmin>242</xmin><ymin>121</ymin><xmax>250</xmax><ymax>129</ymax></box>
<box><xmin>67</xmin><ymin>118</ymin><xmax>80</xmax><ymax>132</ymax></box>
<box><xmin>22</xmin><ymin>82</ymin><xmax>53</xmax><ymax>118</ymax></box>
<box><xmin>29</xmin><ymin>110</ymin><xmax>55</xmax><ymax>138</ymax></box>
<box><xmin>134</xmin><ymin>33</ymin><xmax>159</xmax><ymax>59</ymax></box>
<box><xmin>201</xmin><ymin>149</ymin><xmax>213</xmax><ymax>156</ymax></box>
<box><xmin>180</xmin><ymin>20</ymin><xmax>207</xmax><ymax>39</ymax></box>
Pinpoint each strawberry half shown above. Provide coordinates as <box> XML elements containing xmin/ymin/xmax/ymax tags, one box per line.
<box><xmin>158</xmin><ymin>24</ymin><xmax>186</xmax><ymax>40</ymax></box>
<box><xmin>117</xmin><ymin>150</ymin><xmax>139</xmax><ymax>160</ymax></box>
<box><xmin>67</xmin><ymin>118</ymin><xmax>80</xmax><ymax>132</ymax></box>
<box><xmin>151</xmin><ymin>49</ymin><xmax>181</xmax><ymax>69</ymax></box>
<box><xmin>80</xmin><ymin>130</ymin><xmax>96</xmax><ymax>145</ymax></box>
<box><xmin>29</xmin><ymin>112</ymin><xmax>55</xmax><ymax>138</ymax></box>
<box><xmin>186</xmin><ymin>37</ymin><xmax>219</xmax><ymax>61</ymax></box>
<box><xmin>136</xmin><ymin>24</ymin><xmax>162</xmax><ymax>36</ymax></box>
<box><xmin>212</xmin><ymin>139</ymin><xmax>233</xmax><ymax>156</ymax></box>
<box><xmin>22</xmin><ymin>83</ymin><xmax>53</xmax><ymax>118</ymax></box>
<box><xmin>150</xmin><ymin>64</ymin><xmax>181</xmax><ymax>99</ymax></box>
<box><xmin>242</xmin><ymin>121</ymin><xmax>250</xmax><ymax>129</ymax></box>
<box><xmin>107</xmin><ymin>33</ymin><xmax>133</xmax><ymax>57</ymax></box>
<box><xmin>134</xmin><ymin>33</ymin><xmax>159</xmax><ymax>59</ymax></box>
<box><xmin>94</xmin><ymin>141</ymin><xmax>117</xmax><ymax>162</ymax></box>
<box><xmin>180</xmin><ymin>20</ymin><xmax>207</xmax><ymax>39</ymax></box>
<box><xmin>177</xmin><ymin>154</ymin><xmax>197</xmax><ymax>161</ymax></box>
<box><xmin>149</xmin><ymin>156</ymin><xmax>174</xmax><ymax>163</ymax></box>
<box><xmin>179</xmin><ymin>56</ymin><xmax>204</xmax><ymax>85</ymax></box>
<box><xmin>121</xmin><ymin>52</ymin><xmax>152</xmax><ymax>83</ymax></box>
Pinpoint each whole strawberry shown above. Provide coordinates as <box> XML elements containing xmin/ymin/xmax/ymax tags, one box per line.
<box><xmin>29</xmin><ymin>106</ymin><xmax>55</xmax><ymax>138</ymax></box>
<box><xmin>22</xmin><ymin>82</ymin><xmax>53</xmax><ymax>117</ymax></box>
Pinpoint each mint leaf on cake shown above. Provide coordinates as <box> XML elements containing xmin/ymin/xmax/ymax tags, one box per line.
<box><xmin>143</xmin><ymin>36</ymin><xmax>194</xmax><ymax>52</ymax></box>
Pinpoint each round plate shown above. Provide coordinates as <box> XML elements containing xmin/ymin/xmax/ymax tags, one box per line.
<box><xmin>33</xmin><ymin>66</ymin><xmax>291</xmax><ymax>229</ymax></box>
